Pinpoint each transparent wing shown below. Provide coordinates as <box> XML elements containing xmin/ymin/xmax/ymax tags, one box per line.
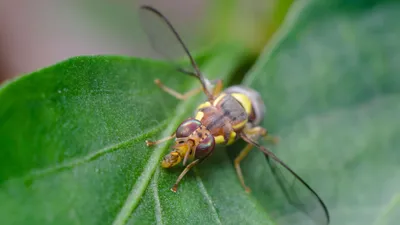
<box><xmin>265</xmin><ymin>154</ymin><xmax>330</xmax><ymax>225</ymax></box>
<box><xmin>139</xmin><ymin>6</ymin><xmax>191</xmax><ymax>69</ymax></box>
<box><xmin>139</xmin><ymin>5</ymin><xmax>213</xmax><ymax>100</ymax></box>
<box><xmin>240</xmin><ymin>134</ymin><xmax>330</xmax><ymax>225</ymax></box>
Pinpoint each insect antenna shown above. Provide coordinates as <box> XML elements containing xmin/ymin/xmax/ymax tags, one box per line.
<box><xmin>139</xmin><ymin>5</ymin><xmax>214</xmax><ymax>101</ymax></box>
<box><xmin>240</xmin><ymin>133</ymin><xmax>330</xmax><ymax>225</ymax></box>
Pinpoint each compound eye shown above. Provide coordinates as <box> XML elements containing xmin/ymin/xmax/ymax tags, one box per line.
<box><xmin>176</xmin><ymin>119</ymin><xmax>202</xmax><ymax>138</ymax></box>
<box><xmin>195</xmin><ymin>134</ymin><xmax>215</xmax><ymax>159</ymax></box>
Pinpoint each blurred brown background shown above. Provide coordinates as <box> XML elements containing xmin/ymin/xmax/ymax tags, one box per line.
<box><xmin>0</xmin><ymin>0</ymin><xmax>288</xmax><ymax>83</ymax></box>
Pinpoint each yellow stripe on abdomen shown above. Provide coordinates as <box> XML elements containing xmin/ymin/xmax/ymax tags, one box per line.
<box><xmin>214</xmin><ymin>131</ymin><xmax>237</xmax><ymax>145</ymax></box>
<box><xmin>231</xmin><ymin>93</ymin><xmax>252</xmax><ymax>116</ymax></box>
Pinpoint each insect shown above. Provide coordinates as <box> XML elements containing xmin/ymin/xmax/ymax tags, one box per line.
<box><xmin>139</xmin><ymin>5</ymin><xmax>330</xmax><ymax>225</ymax></box>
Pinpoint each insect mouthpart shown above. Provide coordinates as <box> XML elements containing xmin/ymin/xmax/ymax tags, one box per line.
<box><xmin>161</xmin><ymin>139</ymin><xmax>194</xmax><ymax>168</ymax></box>
<box><xmin>161</xmin><ymin>151</ymin><xmax>182</xmax><ymax>168</ymax></box>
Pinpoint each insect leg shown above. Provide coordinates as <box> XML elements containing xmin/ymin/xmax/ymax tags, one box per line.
<box><xmin>213</xmin><ymin>79</ymin><xmax>223</xmax><ymax>96</ymax></box>
<box><xmin>154</xmin><ymin>79</ymin><xmax>202</xmax><ymax>100</ymax></box>
<box><xmin>264</xmin><ymin>135</ymin><xmax>280</xmax><ymax>145</ymax></box>
<box><xmin>182</xmin><ymin>144</ymin><xmax>193</xmax><ymax>166</ymax></box>
<box><xmin>146</xmin><ymin>133</ymin><xmax>176</xmax><ymax>146</ymax></box>
<box><xmin>245</xmin><ymin>126</ymin><xmax>279</xmax><ymax>144</ymax></box>
<box><xmin>239</xmin><ymin>132</ymin><xmax>331</xmax><ymax>224</ymax></box>
<box><xmin>234</xmin><ymin>143</ymin><xmax>253</xmax><ymax>193</ymax></box>
<box><xmin>171</xmin><ymin>159</ymin><xmax>200</xmax><ymax>192</ymax></box>
<box><xmin>244</xmin><ymin>126</ymin><xmax>267</xmax><ymax>140</ymax></box>
<box><xmin>234</xmin><ymin>126</ymin><xmax>268</xmax><ymax>192</ymax></box>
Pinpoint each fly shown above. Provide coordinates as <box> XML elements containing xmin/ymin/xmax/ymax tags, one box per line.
<box><xmin>139</xmin><ymin>5</ymin><xmax>330</xmax><ymax>225</ymax></box>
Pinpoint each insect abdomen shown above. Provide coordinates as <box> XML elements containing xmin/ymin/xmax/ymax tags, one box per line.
<box><xmin>224</xmin><ymin>85</ymin><xmax>266</xmax><ymax>126</ymax></box>
<box><xmin>213</xmin><ymin>93</ymin><xmax>248</xmax><ymax>130</ymax></box>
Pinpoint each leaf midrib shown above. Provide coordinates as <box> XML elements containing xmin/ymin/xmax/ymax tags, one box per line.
<box><xmin>152</xmin><ymin>168</ymin><xmax>163</xmax><ymax>225</ymax></box>
<box><xmin>193</xmin><ymin>169</ymin><xmax>223</xmax><ymax>225</ymax></box>
<box><xmin>112</xmin><ymin>82</ymin><xmax>204</xmax><ymax>225</ymax></box>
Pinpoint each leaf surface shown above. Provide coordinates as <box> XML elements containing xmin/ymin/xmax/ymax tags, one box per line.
<box><xmin>240</xmin><ymin>0</ymin><xmax>400</xmax><ymax>224</ymax></box>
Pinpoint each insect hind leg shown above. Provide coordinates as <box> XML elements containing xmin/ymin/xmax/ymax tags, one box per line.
<box><xmin>234</xmin><ymin>126</ymin><xmax>267</xmax><ymax>193</ymax></box>
<box><xmin>234</xmin><ymin>143</ymin><xmax>253</xmax><ymax>193</ymax></box>
<box><xmin>244</xmin><ymin>125</ymin><xmax>279</xmax><ymax>145</ymax></box>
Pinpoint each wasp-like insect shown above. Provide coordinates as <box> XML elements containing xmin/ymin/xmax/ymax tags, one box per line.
<box><xmin>140</xmin><ymin>5</ymin><xmax>330</xmax><ymax>225</ymax></box>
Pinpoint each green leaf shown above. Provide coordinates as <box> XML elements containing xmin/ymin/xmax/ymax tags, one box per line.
<box><xmin>1</xmin><ymin>1</ymin><xmax>400</xmax><ymax>225</ymax></box>
<box><xmin>239</xmin><ymin>0</ymin><xmax>400</xmax><ymax>224</ymax></box>
<box><xmin>0</xmin><ymin>45</ymin><xmax>274</xmax><ymax>225</ymax></box>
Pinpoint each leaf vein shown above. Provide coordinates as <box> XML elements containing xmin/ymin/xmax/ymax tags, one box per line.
<box><xmin>17</xmin><ymin>122</ymin><xmax>168</xmax><ymax>182</ymax></box>
<box><xmin>112</xmin><ymin>84</ymin><xmax>201</xmax><ymax>225</ymax></box>
<box><xmin>373</xmin><ymin>192</ymin><xmax>400</xmax><ymax>225</ymax></box>
<box><xmin>194</xmin><ymin>169</ymin><xmax>222</xmax><ymax>225</ymax></box>
<box><xmin>153</xmin><ymin>168</ymin><xmax>163</xmax><ymax>225</ymax></box>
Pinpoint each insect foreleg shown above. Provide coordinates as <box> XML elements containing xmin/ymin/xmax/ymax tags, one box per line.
<box><xmin>171</xmin><ymin>159</ymin><xmax>200</xmax><ymax>192</ymax></box>
<box><xmin>146</xmin><ymin>133</ymin><xmax>176</xmax><ymax>146</ymax></box>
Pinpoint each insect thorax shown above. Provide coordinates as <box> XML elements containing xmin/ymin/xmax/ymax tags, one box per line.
<box><xmin>194</xmin><ymin>92</ymin><xmax>254</xmax><ymax>145</ymax></box>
